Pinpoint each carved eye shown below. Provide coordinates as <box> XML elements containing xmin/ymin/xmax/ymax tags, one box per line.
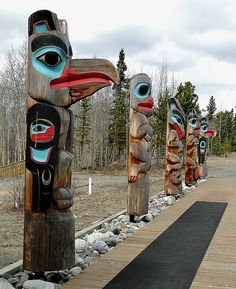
<box><xmin>200</xmin><ymin>140</ymin><xmax>206</xmax><ymax>149</ymax></box>
<box><xmin>30</xmin><ymin>120</ymin><xmax>55</xmax><ymax>143</ymax></box>
<box><xmin>32</xmin><ymin>124</ymin><xmax>50</xmax><ymax>133</ymax></box>
<box><xmin>37</xmin><ymin>51</ymin><xmax>62</xmax><ymax>67</ymax></box>
<box><xmin>172</xmin><ymin>112</ymin><xmax>184</xmax><ymax>127</ymax></box>
<box><xmin>32</xmin><ymin>47</ymin><xmax>67</xmax><ymax>78</ymax></box>
<box><xmin>189</xmin><ymin>117</ymin><xmax>197</xmax><ymax>127</ymax></box>
<box><xmin>134</xmin><ymin>82</ymin><xmax>151</xmax><ymax>98</ymax></box>
<box><xmin>201</xmin><ymin>124</ymin><xmax>208</xmax><ymax>132</ymax></box>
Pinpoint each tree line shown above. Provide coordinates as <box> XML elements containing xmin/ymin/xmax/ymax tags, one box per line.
<box><xmin>0</xmin><ymin>43</ymin><xmax>235</xmax><ymax>168</ymax></box>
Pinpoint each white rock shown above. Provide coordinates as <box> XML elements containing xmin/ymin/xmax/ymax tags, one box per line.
<box><xmin>92</xmin><ymin>240</ymin><xmax>109</xmax><ymax>254</ymax></box>
<box><xmin>163</xmin><ymin>196</ymin><xmax>176</xmax><ymax>205</ymax></box>
<box><xmin>0</xmin><ymin>278</ymin><xmax>15</xmax><ymax>289</ymax></box>
<box><xmin>75</xmin><ymin>239</ymin><xmax>89</xmax><ymax>253</ymax></box>
<box><xmin>143</xmin><ymin>213</ymin><xmax>153</xmax><ymax>222</ymax></box>
<box><xmin>75</xmin><ymin>255</ymin><xmax>85</xmax><ymax>267</ymax></box>
<box><xmin>117</xmin><ymin>215</ymin><xmax>129</xmax><ymax>222</ymax></box>
<box><xmin>23</xmin><ymin>280</ymin><xmax>55</xmax><ymax>289</ymax></box>
<box><xmin>69</xmin><ymin>266</ymin><xmax>82</xmax><ymax>277</ymax></box>
<box><xmin>87</xmin><ymin>232</ymin><xmax>103</xmax><ymax>244</ymax></box>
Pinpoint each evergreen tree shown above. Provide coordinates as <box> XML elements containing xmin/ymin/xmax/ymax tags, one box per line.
<box><xmin>175</xmin><ymin>81</ymin><xmax>200</xmax><ymax>115</ymax></box>
<box><xmin>206</xmin><ymin>95</ymin><xmax>217</xmax><ymax>155</ymax></box>
<box><xmin>212</xmin><ymin>109</ymin><xmax>235</xmax><ymax>155</ymax></box>
<box><xmin>74</xmin><ymin>98</ymin><xmax>91</xmax><ymax>167</ymax></box>
<box><xmin>206</xmin><ymin>96</ymin><xmax>217</xmax><ymax>123</ymax></box>
<box><xmin>108</xmin><ymin>48</ymin><xmax>129</xmax><ymax>162</ymax></box>
<box><xmin>151</xmin><ymin>89</ymin><xmax>169</xmax><ymax>166</ymax></box>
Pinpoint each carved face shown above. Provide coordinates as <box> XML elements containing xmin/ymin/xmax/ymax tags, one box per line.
<box><xmin>198</xmin><ymin>136</ymin><xmax>207</xmax><ymax>164</ymax></box>
<box><xmin>168</xmin><ymin>97</ymin><xmax>185</xmax><ymax>139</ymax></box>
<box><xmin>200</xmin><ymin>117</ymin><xmax>217</xmax><ymax>138</ymax></box>
<box><xmin>28</xmin><ymin>10</ymin><xmax>118</xmax><ymax>107</ymax></box>
<box><xmin>130</xmin><ymin>73</ymin><xmax>154</xmax><ymax>117</ymax></box>
<box><xmin>26</xmin><ymin>103</ymin><xmax>61</xmax><ymax>212</ymax></box>
<box><xmin>187</xmin><ymin>109</ymin><xmax>200</xmax><ymax>135</ymax></box>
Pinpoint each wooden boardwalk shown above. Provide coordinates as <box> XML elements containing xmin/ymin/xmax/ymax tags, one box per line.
<box><xmin>62</xmin><ymin>177</ymin><xmax>236</xmax><ymax>289</ymax></box>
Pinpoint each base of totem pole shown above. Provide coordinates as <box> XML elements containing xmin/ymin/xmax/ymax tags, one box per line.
<box><xmin>198</xmin><ymin>163</ymin><xmax>207</xmax><ymax>179</ymax></box>
<box><xmin>127</xmin><ymin>173</ymin><xmax>149</xmax><ymax>216</ymax></box>
<box><xmin>23</xmin><ymin>208</ymin><xmax>75</xmax><ymax>272</ymax></box>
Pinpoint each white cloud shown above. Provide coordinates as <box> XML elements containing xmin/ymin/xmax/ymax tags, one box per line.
<box><xmin>0</xmin><ymin>0</ymin><xmax>236</xmax><ymax>112</ymax></box>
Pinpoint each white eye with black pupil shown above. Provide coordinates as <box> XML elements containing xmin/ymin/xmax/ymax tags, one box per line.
<box><xmin>38</xmin><ymin>51</ymin><xmax>62</xmax><ymax>67</ymax></box>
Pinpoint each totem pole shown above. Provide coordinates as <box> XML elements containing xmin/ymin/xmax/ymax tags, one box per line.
<box><xmin>24</xmin><ymin>10</ymin><xmax>118</xmax><ymax>272</ymax></box>
<box><xmin>164</xmin><ymin>97</ymin><xmax>185</xmax><ymax>196</ymax></box>
<box><xmin>185</xmin><ymin>109</ymin><xmax>200</xmax><ymax>186</ymax></box>
<box><xmin>198</xmin><ymin>117</ymin><xmax>217</xmax><ymax>179</ymax></box>
<box><xmin>127</xmin><ymin>73</ymin><xmax>154</xmax><ymax>222</ymax></box>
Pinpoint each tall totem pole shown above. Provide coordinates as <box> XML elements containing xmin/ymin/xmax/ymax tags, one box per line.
<box><xmin>164</xmin><ymin>97</ymin><xmax>185</xmax><ymax>196</ymax></box>
<box><xmin>198</xmin><ymin>117</ymin><xmax>217</xmax><ymax>179</ymax></box>
<box><xmin>185</xmin><ymin>109</ymin><xmax>200</xmax><ymax>186</ymax></box>
<box><xmin>128</xmin><ymin>74</ymin><xmax>154</xmax><ymax>222</ymax></box>
<box><xmin>24</xmin><ymin>10</ymin><xmax>118</xmax><ymax>272</ymax></box>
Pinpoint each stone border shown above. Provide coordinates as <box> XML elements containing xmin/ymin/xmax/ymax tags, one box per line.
<box><xmin>0</xmin><ymin>209</ymin><xmax>127</xmax><ymax>276</ymax></box>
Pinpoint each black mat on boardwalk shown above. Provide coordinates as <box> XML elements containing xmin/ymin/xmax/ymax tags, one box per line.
<box><xmin>103</xmin><ymin>201</ymin><xmax>227</xmax><ymax>289</ymax></box>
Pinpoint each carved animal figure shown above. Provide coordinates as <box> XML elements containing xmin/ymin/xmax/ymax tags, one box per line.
<box><xmin>164</xmin><ymin>97</ymin><xmax>185</xmax><ymax>196</ymax></box>
<box><xmin>185</xmin><ymin>109</ymin><xmax>200</xmax><ymax>186</ymax></box>
<box><xmin>198</xmin><ymin>117</ymin><xmax>217</xmax><ymax>179</ymax></box>
<box><xmin>127</xmin><ymin>73</ymin><xmax>153</xmax><ymax>221</ymax></box>
<box><xmin>24</xmin><ymin>9</ymin><xmax>118</xmax><ymax>272</ymax></box>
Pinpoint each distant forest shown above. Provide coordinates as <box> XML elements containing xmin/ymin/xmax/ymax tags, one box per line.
<box><xmin>0</xmin><ymin>42</ymin><xmax>235</xmax><ymax>168</ymax></box>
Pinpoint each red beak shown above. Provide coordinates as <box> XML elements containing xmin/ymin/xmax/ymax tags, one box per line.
<box><xmin>50</xmin><ymin>68</ymin><xmax>112</xmax><ymax>89</ymax></box>
<box><xmin>204</xmin><ymin>130</ymin><xmax>217</xmax><ymax>138</ymax></box>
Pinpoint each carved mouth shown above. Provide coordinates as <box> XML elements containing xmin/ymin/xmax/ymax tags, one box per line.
<box><xmin>137</xmin><ymin>97</ymin><xmax>154</xmax><ymax>113</ymax></box>
<box><xmin>174</xmin><ymin>124</ymin><xmax>185</xmax><ymax>139</ymax></box>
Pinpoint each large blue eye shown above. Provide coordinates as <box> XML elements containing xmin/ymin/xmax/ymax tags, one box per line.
<box><xmin>201</xmin><ymin>124</ymin><xmax>208</xmax><ymax>132</ymax></box>
<box><xmin>189</xmin><ymin>117</ymin><xmax>197</xmax><ymax>128</ymax></box>
<box><xmin>133</xmin><ymin>82</ymin><xmax>151</xmax><ymax>99</ymax></box>
<box><xmin>32</xmin><ymin>47</ymin><xmax>67</xmax><ymax>78</ymax></box>
<box><xmin>200</xmin><ymin>140</ymin><xmax>206</xmax><ymax>149</ymax></box>
<box><xmin>172</xmin><ymin>114</ymin><xmax>184</xmax><ymax>126</ymax></box>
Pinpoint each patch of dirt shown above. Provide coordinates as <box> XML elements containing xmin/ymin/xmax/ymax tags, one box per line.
<box><xmin>0</xmin><ymin>166</ymin><xmax>165</xmax><ymax>269</ymax></box>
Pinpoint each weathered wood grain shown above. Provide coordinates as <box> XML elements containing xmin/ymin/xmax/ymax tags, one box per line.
<box><xmin>127</xmin><ymin>74</ymin><xmax>153</xmax><ymax>216</ymax></box>
<box><xmin>164</xmin><ymin>97</ymin><xmax>185</xmax><ymax>195</ymax></box>
<box><xmin>185</xmin><ymin>109</ymin><xmax>199</xmax><ymax>186</ymax></box>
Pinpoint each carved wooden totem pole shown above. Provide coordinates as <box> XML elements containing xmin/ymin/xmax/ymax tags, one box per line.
<box><xmin>164</xmin><ymin>97</ymin><xmax>185</xmax><ymax>196</ymax></box>
<box><xmin>24</xmin><ymin>10</ymin><xmax>118</xmax><ymax>272</ymax></box>
<box><xmin>127</xmin><ymin>74</ymin><xmax>153</xmax><ymax>222</ymax></box>
<box><xmin>185</xmin><ymin>109</ymin><xmax>200</xmax><ymax>186</ymax></box>
<box><xmin>198</xmin><ymin>117</ymin><xmax>217</xmax><ymax>179</ymax></box>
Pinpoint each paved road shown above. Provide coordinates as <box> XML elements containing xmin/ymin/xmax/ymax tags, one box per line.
<box><xmin>207</xmin><ymin>156</ymin><xmax>236</xmax><ymax>178</ymax></box>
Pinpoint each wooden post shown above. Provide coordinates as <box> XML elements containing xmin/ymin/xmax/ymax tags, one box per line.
<box><xmin>164</xmin><ymin>97</ymin><xmax>185</xmax><ymax>196</ymax></box>
<box><xmin>198</xmin><ymin>117</ymin><xmax>217</xmax><ymax>179</ymax></box>
<box><xmin>127</xmin><ymin>74</ymin><xmax>153</xmax><ymax>219</ymax></box>
<box><xmin>24</xmin><ymin>9</ymin><xmax>118</xmax><ymax>272</ymax></box>
<box><xmin>184</xmin><ymin>109</ymin><xmax>200</xmax><ymax>186</ymax></box>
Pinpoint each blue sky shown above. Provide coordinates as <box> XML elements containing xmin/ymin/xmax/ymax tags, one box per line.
<box><xmin>1</xmin><ymin>0</ymin><xmax>236</xmax><ymax>111</ymax></box>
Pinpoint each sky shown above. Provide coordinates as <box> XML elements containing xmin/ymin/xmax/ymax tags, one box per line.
<box><xmin>0</xmin><ymin>0</ymin><xmax>236</xmax><ymax>112</ymax></box>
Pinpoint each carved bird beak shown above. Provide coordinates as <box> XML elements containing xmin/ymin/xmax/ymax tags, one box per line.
<box><xmin>50</xmin><ymin>58</ymin><xmax>119</xmax><ymax>103</ymax></box>
<box><xmin>204</xmin><ymin>130</ymin><xmax>217</xmax><ymax>138</ymax></box>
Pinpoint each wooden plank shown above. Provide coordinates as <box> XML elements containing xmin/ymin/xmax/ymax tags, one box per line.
<box><xmin>63</xmin><ymin>178</ymin><xmax>236</xmax><ymax>289</ymax></box>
